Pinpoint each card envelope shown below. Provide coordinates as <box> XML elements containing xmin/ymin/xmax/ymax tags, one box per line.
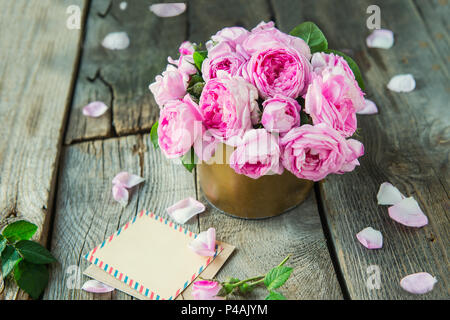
<box><xmin>84</xmin><ymin>210</ymin><xmax>229</xmax><ymax>300</ymax></box>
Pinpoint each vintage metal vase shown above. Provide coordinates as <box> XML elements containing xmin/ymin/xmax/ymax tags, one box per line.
<box><xmin>197</xmin><ymin>144</ymin><xmax>314</xmax><ymax>219</ymax></box>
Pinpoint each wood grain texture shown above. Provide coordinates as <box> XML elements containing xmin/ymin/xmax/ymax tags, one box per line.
<box><xmin>64</xmin><ymin>0</ymin><xmax>188</xmax><ymax>144</ymax></box>
<box><xmin>44</xmin><ymin>134</ymin><xmax>197</xmax><ymax>299</ymax></box>
<box><xmin>197</xmin><ymin>189</ymin><xmax>343</xmax><ymax>300</ymax></box>
<box><xmin>0</xmin><ymin>0</ymin><xmax>87</xmax><ymax>299</ymax></box>
<box><xmin>188</xmin><ymin>0</ymin><xmax>272</xmax><ymax>43</ymax></box>
<box><xmin>272</xmin><ymin>0</ymin><xmax>449</xmax><ymax>299</ymax></box>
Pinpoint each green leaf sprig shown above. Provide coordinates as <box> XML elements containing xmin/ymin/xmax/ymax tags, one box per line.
<box><xmin>0</xmin><ymin>220</ymin><xmax>57</xmax><ymax>299</ymax></box>
<box><xmin>212</xmin><ymin>255</ymin><xmax>293</xmax><ymax>300</ymax></box>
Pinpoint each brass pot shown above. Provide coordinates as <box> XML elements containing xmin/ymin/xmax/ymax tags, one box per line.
<box><xmin>197</xmin><ymin>144</ymin><xmax>314</xmax><ymax>219</ymax></box>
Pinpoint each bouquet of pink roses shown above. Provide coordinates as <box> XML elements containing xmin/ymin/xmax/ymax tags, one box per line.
<box><xmin>149</xmin><ymin>21</ymin><xmax>365</xmax><ymax>181</ymax></box>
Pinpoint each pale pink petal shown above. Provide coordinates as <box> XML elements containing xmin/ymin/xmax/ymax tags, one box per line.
<box><xmin>387</xmin><ymin>74</ymin><xmax>416</xmax><ymax>92</ymax></box>
<box><xmin>112</xmin><ymin>172</ymin><xmax>145</xmax><ymax>189</ymax></box>
<box><xmin>82</xmin><ymin>280</ymin><xmax>115</xmax><ymax>293</ymax></box>
<box><xmin>388</xmin><ymin>197</ymin><xmax>428</xmax><ymax>227</ymax></box>
<box><xmin>400</xmin><ymin>272</ymin><xmax>437</xmax><ymax>294</ymax></box>
<box><xmin>357</xmin><ymin>99</ymin><xmax>378</xmax><ymax>115</ymax></box>
<box><xmin>82</xmin><ymin>101</ymin><xmax>108</xmax><ymax>118</ymax></box>
<box><xmin>149</xmin><ymin>3</ymin><xmax>186</xmax><ymax>17</ymax></box>
<box><xmin>366</xmin><ymin>29</ymin><xmax>394</xmax><ymax>49</ymax></box>
<box><xmin>101</xmin><ymin>32</ymin><xmax>130</xmax><ymax>50</ymax></box>
<box><xmin>188</xmin><ymin>228</ymin><xmax>216</xmax><ymax>257</ymax></box>
<box><xmin>112</xmin><ymin>184</ymin><xmax>129</xmax><ymax>206</ymax></box>
<box><xmin>356</xmin><ymin>227</ymin><xmax>383</xmax><ymax>249</ymax></box>
<box><xmin>167</xmin><ymin>197</ymin><xmax>205</xmax><ymax>224</ymax></box>
<box><xmin>206</xmin><ymin>227</ymin><xmax>216</xmax><ymax>252</ymax></box>
<box><xmin>377</xmin><ymin>182</ymin><xmax>405</xmax><ymax>205</ymax></box>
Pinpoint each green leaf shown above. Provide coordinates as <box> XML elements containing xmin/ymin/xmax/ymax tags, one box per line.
<box><xmin>265</xmin><ymin>291</ymin><xmax>287</xmax><ymax>300</ymax></box>
<box><xmin>193</xmin><ymin>51</ymin><xmax>208</xmax><ymax>71</ymax></box>
<box><xmin>1</xmin><ymin>245</ymin><xmax>22</xmax><ymax>278</ymax></box>
<box><xmin>150</xmin><ymin>121</ymin><xmax>159</xmax><ymax>149</ymax></box>
<box><xmin>15</xmin><ymin>240</ymin><xmax>57</xmax><ymax>264</ymax></box>
<box><xmin>2</xmin><ymin>220</ymin><xmax>38</xmax><ymax>243</ymax></box>
<box><xmin>264</xmin><ymin>266</ymin><xmax>293</xmax><ymax>291</ymax></box>
<box><xmin>181</xmin><ymin>148</ymin><xmax>196</xmax><ymax>173</ymax></box>
<box><xmin>187</xmin><ymin>82</ymin><xmax>205</xmax><ymax>99</ymax></box>
<box><xmin>188</xmin><ymin>74</ymin><xmax>204</xmax><ymax>87</ymax></box>
<box><xmin>0</xmin><ymin>234</ymin><xmax>6</xmax><ymax>254</ymax></box>
<box><xmin>14</xmin><ymin>260</ymin><xmax>49</xmax><ymax>300</ymax></box>
<box><xmin>324</xmin><ymin>49</ymin><xmax>365</xmax><ymax>91</ymax></box>
<box><xmin>289</xmin><ymin>21</ymin><xmax>328</xmax><ymax>53</ymax></box>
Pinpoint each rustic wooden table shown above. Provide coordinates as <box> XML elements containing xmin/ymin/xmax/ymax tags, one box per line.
<box><xmin>0</xmin><ymin>0</ymin><xmax>448</xmax><ymax>300</ymax></box>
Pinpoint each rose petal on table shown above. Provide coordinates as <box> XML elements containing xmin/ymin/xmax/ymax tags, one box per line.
<box><xmin>119</xmin><ymin>1</ymin><xmax>127</xmax><ymax>10</ymax></box>
<box><xmin>112</xmin><ymin>172</ymin><xmax>145</xmax><ymax>189</ymax></box>
<box><xmin>356</xmin><ymin>227</ymin><xmax>383</xmax><ymax>249</ymax></box>
<box><xmin>387</xmin><ymin>74</ymin><xmax>416</xmax><ymax>92</ymax></box>
<box><xmin>82</xmin><ymin>101</ymin><xmax>108</xmax><ymax>118</ymax></box>
<box><xmin>357</xmin><ymin>99</ymin><xmax>378</xmax><ymax>115</ymax></box>
<box><xmin>167</xmin><ymin>197</ymin><xmax>205</xmax><ymax>224</ymax></box>
<box><xmin>366</xmin><ymin>29</ymin><xmax>394</xmax><ymax>49</ymax></box>
<box><xmin>377</xmin><ymin>182</ymin><xmax>405</xmax><ymax>205</ymax></box>
<box><xmin>101</xmin><ymin>32</ymin><xmax>130</xmax><ymax>50</ymax></box>
<box><xmin>112</xmin><ymin>184</ymin><xmax>129</xmax><ymax>206</ymax></box>
<box><xmin>82</xmin><ymin>280</ymin><xmax>115</xmax><ymax>293</ymax></box>
<box><xmin>388</xmin><ymin>197</ymin><xmax>428</xmax><ymax>227</ymax></box>
<box><xmin>400</xmin><ymin>272</ymin><xmax>437</xmax><ymax>294</ymax></box>
<box><xmin>149</xmin><ymin>3</ymin><xmax>186</xmax><ymax>17</ymax></box>
<box><xmin>188</xmin><ymin>227</ymin><xmax>216</xmax><ymax>257</ymax></box>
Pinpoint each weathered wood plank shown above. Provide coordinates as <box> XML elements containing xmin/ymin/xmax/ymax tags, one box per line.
<box><xmin>0</xmin><ymin>0</ymin><xmax>87</xmax><ymax>299</ymax></box>
<box><xmin>64</xmin><ymin>0</ymin><xmax>188</xmax><ymax>144</ymax></box>
<box><xmin>188</xmin><ymin>0</ymin><xmax>342</xmax><ymax>299</ymax></box>
<box><xmin>272</xmin><ymin>0</ymin><xmax>449</xmax><ymax>299</ymax></box>
<box><xmin>188</xmin><ymin>0</ymin><xmax>273</xmax><ymax>43</ymax></box>
<box><xmin>44</xmin><ymin>134</ymin><xmax>197</xmax><ymax>299</ymax></box>
<box><xmin>197</xmin><ymin>189</ymin><xmax>344</xmax><ymax>300</ymax></box>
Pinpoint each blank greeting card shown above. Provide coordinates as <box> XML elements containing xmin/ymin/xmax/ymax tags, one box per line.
<box><xmin>83</xmin><ymin>210</ymin><xmax>234</xmax><ymax>300</ymax></box>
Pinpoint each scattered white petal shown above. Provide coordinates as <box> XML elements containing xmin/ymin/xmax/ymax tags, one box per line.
<box><xmin>167</xmin><ymin>197</ymin><xmax>206</xmax><ymax>224</ymax></box>
<box><xmin>387</xmin><ymin>74</ymin><xmax>416</xmax><ymax>92</ymax></box>
<box><xmin>119</xmin><ymin>2</ymin><xmax>127</xmax><ymax>10</ymax></box>
<box><xmin>101</xmin><ymin>32</ymin><xmax>130</xmax><ymax>50</ymax></box>
<box><xmin>388</xmin><ymin>197</ymin><xmax>428</xmax><ymax>227</ymax></box>
<box><xmin>82</xmin><ymin>280</ymin><xmax>115</xmax><ymax>293</ymax></box>
<box><xmin>356</xmin><ymin>227</ymin><xmax>383</xmax><ymax>249</ymax></box>
<box><xmin>112</xmin><ymin>172</ymin><xmax>145</xmax><ymax>189</ymax></box>
<box><xmin>366</xmin><ymin>29</ymin><xmax>394</xmax><ymax>49</ymax></box>
<box><xmin>149</xmin><ymin>3</ymin><xmax>186</xmax><ymax>17</ymax></box>
<box><xmin>188</xmin><ymin>228</ymin><xmax>216</xmax><ymax>257</ymax></box>
<box><xmin>112</xmin><ymin>184</ymin><xmax>129</xmax><ymax>207</ymax></box>
<box><xmin>377</xmin><ymin>182</ymin><xmax>405</xmax><ymax>205</ymax></box>
<box><xmin>357</xmin><ymin>99</ymin><xmax>378</xmax><ymax>115</ymax></box>
<box><xmin>400</xmin><ymin>272</ymin><xmax>437</xmax><ymax>294</ymax></box>
<box><xmin>82</xmin><ymin>101</ymin><xmax>108</xmax><ymax>118</ymax></box>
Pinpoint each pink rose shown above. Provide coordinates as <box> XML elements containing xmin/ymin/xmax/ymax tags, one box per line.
<box><xmin>311</xmin><ymin>52</ymin><xmax>365</xmax><ymax>111</ymax></box>
<box><xmin>168</xmin><ymin>41</ymin><xmax>197</xmax><ymax>77</ymax></box>
<box><xmin>280</xmin><ymin>123</ymin><xmax>364</xmax><ymax>181</ymax></box>
<box><xmin>262</xmin><ymin>95</ymin><xmax>301</xmax><ymax>133</ymax></box>
<box><xmin>304</xmin><ymin>73</ymin><xmax>357</xmax><ymax>137</ymax></box>
<box><xmin>198</xmin><ymin>72</ymin><xmax>259</xmax><ymax>145</ymax></box>
<box><xmin>230</xmin><ymin>129</ymin><xmax>283</xmax><ymax>179</ymax></box>
<box><xmin>242</xmin><ymin>21</ymin><xmax>311</xmax><ymax>60</ymax></box>
<box><xmin>207</xmin><ymin>26</ymin><xmax>250</xmax><ymax>50</ymax></box>
<box><xmin>243</xmin><ymin>46</ymin><xmax>312</xmax><ymax>99</ymax></box>
<box><xmin>192</xmin><ymin>280</ymin><xmax>224</xmax><ymax>300</ymax></box>
<box><xmin>158</xmin><ymin>95</ymin><xmax>202</xmax><ymax>159</ymax></box>
<box><xmin>149</xmin><ymin>65</ymin><xmax>188</xmax><ymax>107</ymax></box>
<box><xmin>202</xmin><ymin>42</ymin><xmax>246</xmax><ymax>81</ymax></box>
